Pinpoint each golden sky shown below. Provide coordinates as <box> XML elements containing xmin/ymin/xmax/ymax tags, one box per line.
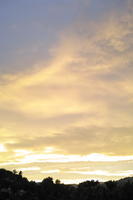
<box><xmin>0</xmin><ymin>0</ymin><xmax>133</xmax><ymax>183</ymax></box>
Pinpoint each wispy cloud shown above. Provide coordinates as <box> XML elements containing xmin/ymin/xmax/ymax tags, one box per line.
<box><xmin>0</xmin><ymin>0</ymin><xmax>133</xmax><ymax>182</ymax></box>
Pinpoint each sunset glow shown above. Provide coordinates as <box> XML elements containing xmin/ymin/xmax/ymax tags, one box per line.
<box><xmin>0</xmin><ymin>0</ymin><xmax>133</xmax><ymax>183</ymax></box>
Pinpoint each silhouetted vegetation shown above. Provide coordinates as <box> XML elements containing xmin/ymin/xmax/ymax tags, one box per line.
<box><xmin>0</xmin><ymin>168</ymin><xmax>133</xmax><ymax>200</ymax></box>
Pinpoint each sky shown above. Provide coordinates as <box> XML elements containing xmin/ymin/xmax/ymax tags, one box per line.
<box><xmin>0</xmin><ymin>0</ymin><xmax>133</xmax><ymax>184</ymax></box>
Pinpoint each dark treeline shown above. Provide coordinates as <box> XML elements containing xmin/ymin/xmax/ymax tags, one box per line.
<box><xmin>0</xmin><ymin>168</ymin><xmax>133</xmax><ymax>200</ymax></box>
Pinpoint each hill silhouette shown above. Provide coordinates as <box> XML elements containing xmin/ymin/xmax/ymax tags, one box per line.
<box><xmin>0</xmin><ymin>168</ymin><xmax>133</xmax><ymax>200</ymax></box>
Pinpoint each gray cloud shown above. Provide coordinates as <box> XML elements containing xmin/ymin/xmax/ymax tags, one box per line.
<box><xmin>5</xmin><ymin>126</ymin><xmax>133</xmax><ymax>156</ymax></box>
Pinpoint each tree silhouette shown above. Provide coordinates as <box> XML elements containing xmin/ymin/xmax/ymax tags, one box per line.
<box><xmin>0</xmin><ymin>168</ymin><xmax>133</xmax><ymax>200</ymax></box>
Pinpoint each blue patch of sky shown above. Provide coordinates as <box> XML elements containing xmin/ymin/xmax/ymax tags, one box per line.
<box><xmin>0</xmin><ymin>0</ymin><xmax>82</xmax><ymax>73</ymax></box>
<box><xmin>0</xmin><ymin>0</ymin><xmax>127</xmax><ymax>73</ymax></box>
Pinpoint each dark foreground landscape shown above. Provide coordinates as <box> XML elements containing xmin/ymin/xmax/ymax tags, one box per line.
<box><xmin>0</xmin><ymin>169</ymin><xmax>133</xmax><ymax>200</ymax></box>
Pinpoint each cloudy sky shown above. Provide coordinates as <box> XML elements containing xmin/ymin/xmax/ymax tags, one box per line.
<box><xmin>0</xmin><ymin>0</ymin><xmax>133</xmax><ymax>183</ymax></box>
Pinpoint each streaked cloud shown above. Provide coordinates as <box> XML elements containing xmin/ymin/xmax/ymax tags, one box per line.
<box><xmin>0</xmin><ymin>0</ymin><xmax>133</xmax><ymax>182</ymax></box>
